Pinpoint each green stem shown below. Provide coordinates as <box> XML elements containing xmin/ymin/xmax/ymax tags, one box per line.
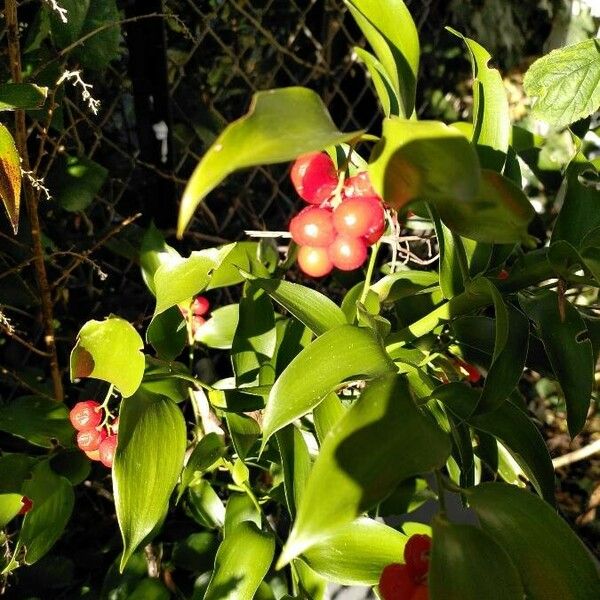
<box><xmin>434</xmin><ymin>469</ymin><xmax>447</xmax><ymax>515</ymax></box>
<box><xmin>360</xmin><ymin>241</ymin><xmax>380</xmax><ymax>304</ymax></box>
<box><xmin>144</xmin><ymin>372</ymin><xmax>213</xmax><ymax>392</ymax></box>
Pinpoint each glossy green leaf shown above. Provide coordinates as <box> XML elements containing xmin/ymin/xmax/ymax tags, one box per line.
<box><xmin>195</xmin><ymin>304</ymin><xmax>239</xmax><ymax>349</ymax></box>
<box><xmin>302</xmin><ymin>518</ymin><xmax>408</xmax><ymax>585</ymax></box>
<box><xmin>153</xmin><ymin>245</ymin><xmax>234</xmax><ymax>315</ymax></box>
<box><xmin>469</xmin><ymin>483</ymin><xmax>600</xmax><ymax>599</ymax></box>
<box><xmin>430</xmin><ymin>516</ymin><xmax>524</xmax><ymax>600</ymax></box>
<box><xmin>172</xmin><ymin>531</ymin><xmax>219</xmax><ymax>573</ymax></box>
<box><xmin>346</xmin><ymin>0</ymin><xmax>419</xmax><ymax>117</ymax></box>
<box><xmin>370</xmin><ymin>270</ymin><xmax>438</xmax><ymax>304</ymax></box>
<box><xmin>224</xmin><ymin>493</ymin><xmax>261</xmax><ymax>537</ymax></box>
<box><xmin>294</xmin><ymin>560</ymin><xmax>327</xmax><ymax>600</ymax></box>
<box><xmin>178</xmin><ymin>433</ymin><xmax>225</xmax><ymax>502</ymax></box>
<box><xmin>0</xmin><ymin>454</ymin><xmax>36</xmax><ymax>493</ymax></box>
<box><xmin>0</xmin><ymin>494</ymin><xmax>23</xmax><ymax>528</ymax></box>
<box><xmin>15</xmin><ymin>461</ymin><xmax>74</xmax><ymax>566</ymax></box>
<box><xmin>187</xmin><ymin>479</ymin><xmax>226</xmax><ymax>530</ymax></box>
<box><xmin>128</xmin><ymin>579</ymin><xmax>171</xmax><ymax>600</ymax></box>
<box><xmin>313</xmin><ymin>392</ymin><xmax>346</xmax><ymax>444</ymax></box>
<box><xmin>139</xmin><ymin>222</ymin><xmax>180</xmax><ymax>295</ymax></box>
<box><xmin>519</xmin><ymin>290</ymin><xmax>593</xmax><ymax>436</ymax></box>
<box><xmin>226</xmin><ymin>412</ymin><xmax>261</xmax><ymax>460</ymax></box>
<box><xmin>280</xmin><ymin>375</ymin><xmax>450</xmax><ymax>564</ymax></box>
<box><xmin>0</xmin><ymin>123</ymin><xmax>21</xmax><ymax>233</ymax></box>
<box><xmin>378</xmin><ymin>477</ymin><xmax>434</xmax><ymax>517</ymax></box>
<box><xmin>262</xmin><ymin>324</ymin><xmax>395</xmax><ymax>445</ymax></box>
<box><xmin>52</xmin><ymin>154</ymin><xmax>108</xmax><ymax>212</ymax></box>
<box><xmin>0</xmin><ymin>396</ymin><xmax>73</xmax><ymax>448</ymax></box>
<box><xmin>243</xmin><ymin>275</ymin><xmax>347</xmax><ymax>335</ymax></box>
<box><xmin>449</xmin><ymin>29</ymin><xmax>510</xmax><ymax>171</ymax></box>
<box><xmin>207</xmin><ymin>242</ymin><xmax>263</xmax><ymax>290</ymax></box>
<box><xmin>178</xmin><ymin>88</ymin><xmax>362</xmax><ymax>235</ymax></box>
<box><xmin>276</xmin><ymin>425</ymin><xmax>312</xmax><ymax>517</ymax></box>
<box><xmin>146</xmin><ymin>307</ymin><xmax>187</xmax><ymax>360</ymax></box>
<box><xmin>0</xmin><ymin>83</ymin><xmax>48</xmax><ymax>111</ymax></box>
<box><xmin>353</xmin><ymin>48</ymin><xmax>400</xmax><ymax>117</ymax></box>
<box><xmin>70</xmin><ymin>316</ymin><xmax>145</xmax><ymax>397</ymax></box>
<box><xmin>203</xmin><ymin>521</ymin><xmax>275</xmax><ymax>600</ymax></box>
<box><xmin>524</xmin><ymin>38</ymin><xmax>600</xmax><ymax>129</ymax></box>
<box><xmin>114</xmin><ymin>390</ymin><xmax>187</xmax><ymax>570</ymax></box>
<box><xmin>431</xmin><ymin>208</ymin><xmax>466</xmax><ymax>298</ymax></box>
<box><xmin>368</xmin><ymin>119</ymin><xmax>534</xmax><ymax>243</ymax></box>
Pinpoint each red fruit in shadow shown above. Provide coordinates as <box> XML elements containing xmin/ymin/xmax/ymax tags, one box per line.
<box><xmin>333</xmin><ymin>195</ymin><xmax>385</xmax><ymax>240</ymax></box>
<box><xmin>455</xmin><ymin>358</ymin><xmax>481</xmax><ymax>383</ymax></box>
<box><xmin>411</xmin><ymin>585</ymin><xmax>430</xmax><ymax>600</ymax></box>
<box><xmin>191</xmin><ymin>296</ymin><xmax>210</xmax><ymax>316</ymax></box>
<box><xmin>77</xmin><ymin>427</ymin><xmax>108</xmax><ymax>452</ymax></box>
<box><xmin>404</xmin><ymin>534</ymin><xmax>432</xmax><ymax>582</ymax></box>
<box><xmin>69</xmin><ymin>401</ymin><xmax>102</xmax><ymax>431</ymax></box>
<box><xmin>290</xmin><ymin>206</ymin><xmax>336</xmax><ymax>247</ymax></box>
<box><xmin>291</xmin><ymin>152</ymin><xmax>338</xmax><ymax>204</ymax></box>
<box><xmin>498</xmin><ymin>268</ymin><xmax>509</xmax><ymax>280</ymax></box>
<box><xmin>379</xmin><ymin>564</ymin><xmax>418</xmax><ymax>600</ymax></box>
<box><xmin>328</xmin><ymin>235</ymin><xmax>367</xmax><ymax>271</ymax></box>
<box><xmin>18</xmin><ymin>496</ymin><xmax>33</xmax><ymax>515</ymax></box>
<box><xmin>99</xmin><ymin>434</ymin><xmax>118</xmax><ymax>468</ymax></box>
<box><xmin>297</xmin><ymin>245</ymin><xmax>333</xmax><ymax>277</ymax></box>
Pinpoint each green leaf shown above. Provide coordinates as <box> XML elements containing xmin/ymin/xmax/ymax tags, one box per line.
<box><xmin>519</xmin><ymin>290</ymin><xmax>593</xmax><ymax>436</ymax></box>
<box><xmin>0</xmin><ymin>494</ymin><xmax>23</xmax><ymax>528</ymax></box>
<box><xmin>468</xmin><ymin>483</ymin><xmax>600</xmax><ymax>599</ymax></box>
<box><xmin>449</xmin><ymin>29</ymin><xmax>510</xmax><ymax>171</ymax></box>
<box><xmin>279</xmin><ymin>375</ymin><xmax>450</xmax><ymax>564</ymax></box>
<box><xmin>139</xmin><ymin>222</ymin><xmax>180</xmax><ymax>295</ymax></box>
<box><xmin>524</xmin><ymin>38</ymin><xmax>600</xmax><ymax>129</ymax></box>
<box><xmin>261</xmin><ymin>324</ymin><xmax>395</xmax><ymax>445</ymax></box>
<box><xmin>203</xmin><ymin>521</ymin><xmax>275</xmax><ymax>600</ymax></box>
<box><xmin>207</xmin><ymin>242</ymin><xmax>263</xmax><ymax>290</ymax></box>
<box><xmin>224</xmin><ymin>493</ymin><xmax>261</xmax><ymax>537</ymax></box>
<box><xmin>244</xmin><ymin>276</ymin><xmax>347</xmax><ymax>335</ymax></box>
<box><xmin>430</xmin><ymin>516</ymin><xmax>524</xmax><ymax>600</ymax></box>
<box><xmin>128</xmin><ymin>579</ymin><xmax>171</xmax><ymax>600</ymax></box>
<box><xmin>194</xmin><ymin>304</ymin><xmax>239</xmax><ymax>349</ymax></box>
<box><xmin>114</xmin><ymin>389</ymin><xmax>187</xmax><ymax>570</ymax></box>
<box><xmin>276</xmin><ymin>425</ymin><xmax>312</xmax><ymax>517</ymax></box>
<box><xmin>313</xmin><ymin>392</ymin><xmax>346</xmax><ymax>444</ymax></box>
<box><xmin>302</xmin><ymin>518</ymin><xmax>408</xmax><ymax>585</ymax></box>
<box><xmin>178</xmin><ymin>433</ymin><xmax>225</xmax><ymax>502</ymax></box>
<box><xmin>0</xmin><ymin>83</ymin><xmax>48</xmax><ymax>111</ymax></box>
<box><xmin>368</xmin><ymin>119</ymin><xmax>534</xmax><ymax>243</ymax></box>
<box><xmin>226</xmin><ymin>412</ymin><xmax>261</xmax><ymax>460</ymax></box>
<box><xmin>146</xmin><ymin>307</ymin><xmax>187</xmax><ymax>361</ymax></box>
<box><xmin>15</xmin><ymin>461</ymin><xmax>74</xmax><ymax>566</ymax></box>
<box><xmin>70</xmin><ymin>316</ymin><xmax>145</xmax><ymax>397</ymax></box>
<box><xmin>353</xmin><ymin>48</ymin><xmax>401</xmax><ymax>117</ymax></box>
<box><xmin>52</xmin><ymin>154</ymin><xmax>108</xmax><ymax>212</ymax></box>
<box><xmin>0</xmin><ymin>454</ymin><xmax>36</xmax><ymax>493</ymax></box>
<box><xmin>153</xmin><ymin>245</ymin><xmax>233</xmax><ymax>315</ymax></box>
<box><xmin>431</xmin><ymin>208</ymin><xmax>466</xmax><ymax>298</ymax></box>
<box><xmin>0</xmin><ymin>123</ymin><xmax>21</xmax><ymax>233</ymax></box>
<box><xmin>0</xmin><ymin>396</ymin><xmax>73</xmax><ymax>448</ymax></box>
<box><xmin>187</xmin><ymin>479</ymin><xmax>226</xmax><ymax>530</ymax></box>
<box><xmin>177</xmin><ymin>87</ymin><xmax>362</xmax><ymax>235</ymax></box>
<box><xmin>346</xmin><ymin>0</ymin><xmax>419</xmax><ymax>117</ymax></box>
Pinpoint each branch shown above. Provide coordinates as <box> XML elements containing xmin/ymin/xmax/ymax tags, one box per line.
<box><xmin>552</xmin><ymin>438</ymin><xmax>600</xmax><ymax>470</ymax></box>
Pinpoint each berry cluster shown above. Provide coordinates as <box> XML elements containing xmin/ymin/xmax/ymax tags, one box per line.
<box><xmin>69</xmin><ymin>401</ymin><xmax>118</xmax><ymax>468</ymax></box>
<box><xmin>379</xmin><ymin>534</ymin><xmax>431</xmax><ymax>600</ymax></box>
<box><xmin>180</xmin><ymin>295</ymin><xmax>210</xmax><ymax>340</ymax></box>
<box><xmin>289</xmin><ymin>152</ymin><xmax>386</xmax><ymax>277</ymax></box>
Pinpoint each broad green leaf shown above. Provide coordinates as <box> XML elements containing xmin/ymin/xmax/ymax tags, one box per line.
<box><xmin>226</xmin><ymin>412</ymin><xmax>261</xmax><ymax>460</ymax></box>
<box><xmin>139</xmin><ymin>222</ymin><xmax>180</xmax><ymax>295</ymax></box>
<box><xmin>313</xmin><ymin>392</ymin><xmax>346</xmax><ymax>444</ymax></box>
<box><xmin>430</xmin><ymin>516</ymin><xmax>524</xmax><ymax>600</ymax></box>
<box><xmin>0</xmin><ymin>454</ymin><xmax>36</xmax><ymax>493</ymax></box>
<box><xmin>195</xmin><ymin>304</ymin><xmax>239</xmax><ymax>349</ymax></box>
<box><xmin>128</xmin><ymin>579</ymin><xmax>171</xmax><ymax>600</ymax></box>
<box><xmin>370</xmin><ymin>270</ymin><xmax>438</xmax><ymax>304</ymax></box>
<box><xmin>203</xmin><ymin>521</ymin><xmax>275</xmax><ymax>600</ymax></box>
<box><xmin>146</xmin><ymin>307</ymin><xmax>187</xmax><ymax>360</ymax></box>
<box><xmin>346</xmin><ymin>0</ymin><xmax>419</xmax><ymax>117</ymax></box>
<box><xmin>172</xmin><ymin>531</ymin><xmax>219</xmax><ymax>573</ymax></box>
<box><xmin>353</xmin><ymin>48</ymin><xmax>400</xmax><ymax>117</ymax></box>
<box><xmin>276</xmin><ymin>425</ymin><xmax>312</xmax><ymax>517</ymax></box>
<box><xmin>469</xmin><ymin>483</ymin><xmax>600</xmax><ymax>599</ymax></box>
<box><xmin>52</xmin><ymin>154</ymin><xmax>108</xmax><ymax>212</ymax></box>
<box><xmin>519</xmin><ymin>290</ymin><xmax>593</xmax><ymax>436</ymax></box>
<box><xmin>368</xmin><ymin>119</ymin><xmax>534</xmax><ymax>243</ymax></box>
<box><xmin>279</xmin><ymin>375</ymin><xmax>450</xmax><ymax>564</ymax></box>
<box><xmin>0</xmin><ymin>123</ymin><xmax>21</xmax><ymax>233</ymax></box>
<box><xmin>261</xmin><ymin>324</ymin><xmax>395</xmax><ymax>445</ymax></box>
<box><xmin>0</xmin><ymin>83</ymin><xmax>48</xmax><ymax>111</ymax></box>
<box><xmin>114</xmin><ymin>390</ymin><xmax>187</xmax><ymax>570</ymax></box>
<box><xmin>524</xmin><ymin>38</ymin><xmax>600</xmax><ymax>129</ymax></box>
<box><xmin>178</xmin><ymin>433</ymin><xmax>226</xmax><ymax>502</ymax></box>
<box><xmin>378</xmin><ymin>477</ymin><xmax>434</xmax><ymax>517</ymax></box>
<box><xmin>70</xmin><ymin>316</ymin><xmax>145</xmax><ymax>397</ymax></box>
<box><xmin>294</xmin><ymin>560</ymin><xmax>327</xmax><ymax>600</ymax></box>
<box><xmin>244</xmin><ymin>275</ymin><xmax>347</xmax><ymax>335</ymax></box>
<box><xmin>431</xmin><ymin>208</ymin><xmax>466</xmax><ymax>298</ymax></box>
<box><xmin>207</xmin><ymin>242</ymin><xmax>263</xmax><ymax>290</ymax></box>
<box><xmin>153</xmin><ymin>245</ymin><xmax>234</xmax><ymax>315</ymax></box>
<box><xmin>224</xmin><ymin>493</ymin><xmax>261</xmax><ymax>537</ymax></box>
<box><xmin>0</xmin><ymin>494</ymin><xmax>23</xmax><ymax>528</ymax></box>
<box><xmin>449</xmin><ymin>29</ymin><xmax>510</xmax><ymax>171</ymax></box>
<box><xmin>49</xmin><ymin>449</ymin><xmax>91</xmax><ymax>486</ymax></box>
<box><xmin>15</xmin><ymin>461</ymin><xmax>74</xmax><ymax>566</ymax></box>
<box><xmin>187</xmin><ymin>479</ymin><xmax>226</xmax><ymax>530</ymax></box>
<box><xmin>302</xmin><ymin>518</ymin><xmax>408</xmax><ymax>585</ymax></box>
<box><xmin>0</xmin><ymin>396</ymin><xmax>73</xmax><ymax>448</ymax></box>
<box><xmin>177</xmin><ymin>88</ymin><xmax>362</xmax><ymax>235</ymax></box>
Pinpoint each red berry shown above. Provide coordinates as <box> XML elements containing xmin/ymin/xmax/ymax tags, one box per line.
<box><xmin>297</xmin><ymin>246</ymin><xmax>333</xmax><ymax>277</ymax></box>
<box><xmin>379</xmin><ymin>564</ymin><xmax>418</xmax><ymax>600</ymax></box>
<box><xmin>18</xmin><ymin>496</ymin><xmax>33</xmax><ymax>515</ymax></box>
<box><xmin>333</xmin><ymin>196</ymin><xmax>385</xmax><ymax>240</ymax></box>
<box><xmin>498</xmin><ymin>268</ymin><xmax>509</xmax><ymax>280</ymax></box>
<box><xmin>455</xmin><ymin>358</ymin><xmax>481</xmax><ymax>384</ymax></box>
<box><xmin>364</xmin><ymin>218</ymin><xmax>386</xmax><ymax>245</ymax></box>
<box><xmin>99</xmin><ymin>435</ymin><xmax>118</xmax><ymax>468</ymax></box>
<box><xmin>290</xmin><ymin>206</ymin><xmax>336</xmax><ymax>247</ymax></box>
<box><xmin>404</xmin><ymin>535</ymin><xmax>432</xmax><ymax>582</ymax></box>
<box><xmin>328</xmin><ymin>235</ymin><xmax>368</xmax><ymax>271</ymax></box>
<box><xmin>291</xmin><ymin>152</ymin><xmax>337</xmax><ymax>204</ymax></box>
<box><xmin>77</xmin><ymin>427</ymin><xmax>107</xmax><ymax>452</ymax></box>
<box><xmin>69</xmin><ymin>401</ymin><xmax>102</xmax><ymax>431</ymax></box>
<box><xmin>410</xmin><ymin>586</ymin><xmax>429</xmax><ymax>600</ymax></box>
<box><xmin>343</xmin><ymin>171</ymin><xmax>380</xmax><ymax>199</ymax></box>
<box><xmin>191</xmin><ymin>296</ymin><xmax>210</xmax><ymax>316</ymax></box>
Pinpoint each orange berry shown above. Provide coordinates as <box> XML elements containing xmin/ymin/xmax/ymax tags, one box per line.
<box><xmin>290</xmin><ymin>206</ymin><xmax>336</xmax><ymax>247</ymax></box>
<box><xmin>77</xmin><ymin>427</ymin><xmax>107</xmax><ymax>452</ymax></box>
<box><xmin>297</xmin><ymin>246</ymin><xmax>333</xmax><ymax>277</ymax></box>
<box><xmin>85</xmin><ymin>449</ymin><xmax>101</xmax><ymax>461</ymax></box>
<box><xmin>379</xmin><ymin>564</ymin><xmax>418</xmax><ymax>600</ymax></box>
<box><xmin>328</xmin><ymin>235</ymin><xmax>367</xmax><ymax>271</ymax></box>
<box><xmin>343</xmin><ymin>171</ymin><xmax>380</xmax><ymax>200</ymax></box>
<box><xmin>333</xmin><ymin>196</ymin><xmax>385</xmax><ymax>241</ymax></box>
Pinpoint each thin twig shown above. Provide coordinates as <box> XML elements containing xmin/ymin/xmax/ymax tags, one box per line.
<box><xmin>0</xmin><ymin>320</ymin><xmax>52</xmax><ymax>357</ymax></box>
<box><xmin>552</xmin><ymin>438</ymin><xmax>600</xmax><ymax>469</ymax></box>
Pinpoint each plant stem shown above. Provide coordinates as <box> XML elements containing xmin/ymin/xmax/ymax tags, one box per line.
<box><xmin>360</xmin><ymin>241</ymin><xmax>380</xmax><ymax>304</ymax></box>
<box><xmin>5</xmin><ymin>0</ymin><xmax>64</xmax><ymax>401</ymax></box>
<box><xmin>434</xmin><ymin>469</ymin><xmax>447</xmax><ymax>515</ymax></box>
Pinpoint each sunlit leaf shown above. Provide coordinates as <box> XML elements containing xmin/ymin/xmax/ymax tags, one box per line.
<box><xmin>0</xmin><ymin>83</ymin><xmax>48</xmax><ymax>111</ymax></box>
<box><xmin>0</xmin><ymin>123</ymin><xmax>21</xmax><ymax>233</ymax></box>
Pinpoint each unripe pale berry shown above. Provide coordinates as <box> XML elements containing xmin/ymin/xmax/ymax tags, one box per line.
<box><xmin>18</xmin><ymin>496</ymin><xmax>33</xmax><ymax>515</ymax></box>
<box><xmin>77</xmin><ymin>427</ymin><xmax>107</xmax><ymax>452</ymax></box>
<box><xmin>99</xmin><ymin>434</ymin><xmax>118</xmax><ymax>468</ymax></box>
<box><xmin>379</xmin><ymin>564</ymin><xmax>417</xmax><ymax>600</ymax></box>
<box><xmin>191</xmin><ymin>296</ymin><xmax>210</xmax><ymax>316</ymax></box>
<box><xmin>69</xmin><ymin>401</ymin><xmax>102</xmax><ymax>431</ymax></box>
<box><xmin>291</xmin><ymin>152</ymin><xmax>337</xmax><ymax>204</ymax></box>
<box><xmin>290</xmin><ymin>206</ymin><xmax>336</xmax><ymax>247</ymax></box>
<box><xmin>404</xmin><ymin>534</ymin><xmax>432</xmax><ymax>582</ymax></box>
<box><xmin>333</xmin><ymin>196</ymin><xmax>384</xmax><ymax>241</ymax></box>
<box><xmin>297</xmin><ymin>246</ymin><xmax>333</xmax><ymax>277</ymax></box>
<box><xmin>192</xmin><ymin>315</ymin><xmax>206</xmax><ymax>339</ymax></box>
<box><xmin>328</xmin><ymin>235</ymin><xmax>368</xmax><ymax>271</ymax></box>
<box><xmin>85</xmin><ymin>449</ymin><xmax>101</xmax><ymax>461</ymax></box>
